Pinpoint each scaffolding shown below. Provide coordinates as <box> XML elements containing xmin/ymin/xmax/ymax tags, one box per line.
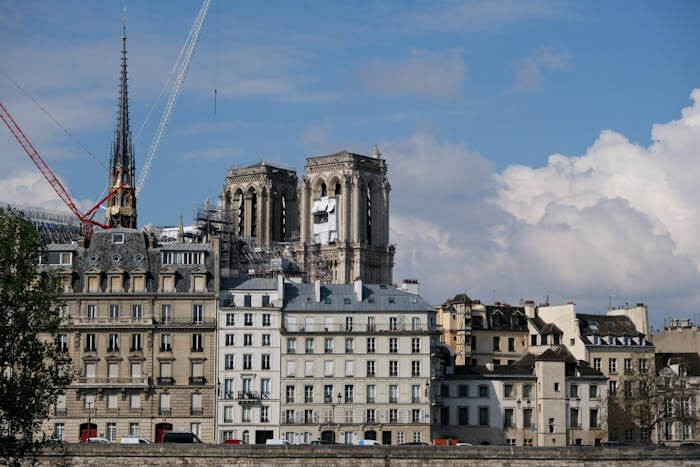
<box><xmin>1</xmin><ymin>202</ymin><xmax>83</xmax><ymax>244</ymax></box>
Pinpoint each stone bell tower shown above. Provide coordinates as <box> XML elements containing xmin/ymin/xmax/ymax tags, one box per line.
<box><xmin>296</xmin><ymin>146</ymin><xmax>394</xmax><ymax>284</ymax></box>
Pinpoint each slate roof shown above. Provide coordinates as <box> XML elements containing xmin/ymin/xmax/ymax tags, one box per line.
<box><xmin>577</xmin><ymin>313</ymin><xmax>644</xmax><ymax>337</ymax></box>
<box><xmin>221</xmin><ymin>276</ymin><xmax>278</xmax><ymax>291</ymax></box>
<box><xmin>282</xmin><ymin>283</ymin><xmax>433</xmax><ymax>312</ymax></box>
<box><xmin>656</xmin><ymin>353</ymin><xmax>700</xmax><ymax>377</ymax></box>
<box><xmin>528</xmin><ymin>316</ymin><xmax>563</xmax><ymax>335</ymax></box>
<box><xmin>480</xmin><ymin>305</ymin><xmax>528</xmax><ymax>332</ymax></box>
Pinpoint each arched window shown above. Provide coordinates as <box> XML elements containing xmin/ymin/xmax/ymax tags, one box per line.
<box><xmin>335</xmin><ymin>182</ymin><xmax>341</xmax><ymax>195</ymax></box>
<box><xmin>366</xmin><ymin>185</ymin><xmax>372</xmax><ymax>245</ymax></box>
<box><xmin>237</xmin><ymin>191</ymin><xmax>244</xmax><ymax>235</ymax></box>
<box><xmin>250</xmin><ymin>191</ymin><xmax>258</xmax><ymax>237</ymax></box>
<box><xmin>280</xmin><ymin>195</ymin><xmax>287</xmax><ymax>241</ymax></box>
<box><xmin>321</xmin><ymin>183</ymin><xmax>327</xmax><ymax>197</ymax></box>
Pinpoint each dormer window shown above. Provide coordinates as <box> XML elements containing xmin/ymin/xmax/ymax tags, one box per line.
<box><xmin>189</xmin><ymin>267</ymin><xmax>207</xmax><ymax>293</ymax></box>
<box><xmin>623</xmin><ymin>336</ymin><xmax>630</xmax><ymax>345</ymax></box>
<box><xmin>112</xmin><ymin>233</ymin><xmax>124</xmax><ymax>244</ymax></box>
<box><xmin>41</xmin><ymin>252</ymin><xmax>72</xmax><ymax>265</ymax></box>
<box><xmin>592</xmin><ymin>335</ymin><xmax>600</xmax><ymax>345</ymax></box>
<box><xmin>608</xmin><ymin>335</ymin><xmax>615</xmax><ymax>346</ymax></box>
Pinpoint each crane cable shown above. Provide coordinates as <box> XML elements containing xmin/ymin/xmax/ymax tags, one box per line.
<box><xmin>0</xmin><ymin>68</ymin><xmax>107</xmax><ymax>171</ymax></box>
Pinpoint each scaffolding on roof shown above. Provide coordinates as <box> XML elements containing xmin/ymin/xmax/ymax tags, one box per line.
<box><xmin>1</xmin><ymin>202</ymin><xmax>83</xmax><ymax>244</ymax></box>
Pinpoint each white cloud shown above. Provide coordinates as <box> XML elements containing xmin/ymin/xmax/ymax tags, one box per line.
<box><xmin>384</xmin><ymin>90</ymin><xmax>700</xmax><ymax>325</ymax></box>
<box><xmin>359</xmin><ymin>50</ymin><xmax>466</xmax><ymax>98</ymax></box>
<box><xmin>512</xmin><ymin>46</ymin><xmax>572</xmax><ymax>91</ymax></box>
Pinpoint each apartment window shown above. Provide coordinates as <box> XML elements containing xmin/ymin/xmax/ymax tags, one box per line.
<box><xmin>503</xmin><ymin>384</ymin><xmax>513</xmax><ymax>398</ymax></box>
<box><xmin>411</xmin><ymin>385</ymin><xmax>420</xmax><ymax>403</ymax></box>
<box><xmin>286</xmin><ymin>360</ymin><xmax>297</xmax><ymax>377</ymax></box>
<box><xmin>609</xmin><ymin>358</ymin><xmax>617</xmax><ymax>373</ymax></box>
<box><xmin>130</xmin><ymin>362</ymin><xmax>143</xmax><ymax>381</ymax></box>
<box><xmin>241</xmin><ymin>334</ymin><xmax>252</xmax><ymax>347</ymax></box>
<box><xmin>458</xmin><ymin>384</ymin><xmax>469</xmax><ymax>398</ymax></box>
<box><xmin>366</xmin><ymin>385</ymin><xmax>376</xmax><ymax>403</ymax></box>
<box><xmin>412</xmin><ymin>317</ymin><xmax>420</xmax><ymax>331</ymax></box>
<box><xmin>305</xmin><ymin>338</ymin><xmax>314</xmax><ymax>354</ymax></box>
<box><xmin>389</xmin><ymin>361</ymin><xmax>398</xmax><ymax>377</ymax></box>
<box><xmin>366</xmin><ymin>360</ymin><xmax>375</xmax><ymax>377</ymax></box>
<box><xmin>458</xmin><ymin>407</ymin><xmax>469</xmax><ymax>425</ymax></box>
<box><xmin>260</xmin><ymin>406</ymin><xmax>270</xmax><ymax>423</ymax></box>
<box><xmin>366</xmin><ymin>408</ymin><xmax>376</xmax><ymax>423</ymax></box>
<box><xmin>389</xmin><ymin>338</ymin><xmax>398</xmax><ymax>353</ymax></box>
<box><xmin>84</xmin><ymin>393</ymin><xmax>96</xmax><ymax>409</ymax></box>
<box><xmin>475</xmin><ymin>407</ymin><xmax>488</xmax><ymax>426</ymax></box>
<box><xmin>609</xmin><ymin>380</ymin><xmax>617</xmax><ymax>394</ymax></box>
<box><xmin>570</xmin><ymin>384</ymin><xmax>579</xmax><ymax>398</ymax></box>
<box><xmin>261</xmin><ymin>354</ymin><xmax>271</xmax><ymax>370</ymax></box>
<box><xmin>53</xmin><ymin>423</ymin><xmax>65</xmax><ymax>441</ymax></box>
<box><xmin>397</xmin><ymin>432</ymin><xmax>404</xmax><ymax>444</ymax></box>
<box><xmin>223</xmin><ymin>406</ymin><xmax>233</xmax><ymax>423</ymax></box>
<box><xmin>131</xmin><ymin>304</ymin><xmax>142</xmax><ymax>319</ymax></box>
<box><xmin>493</xmin><ymin>336</ymin><xmax>500</xmax><ymax>351</ymax></box>
<box><xmin>109</xmin><ymin>304</ymin><xmax>119</xmax><ymax>319</ymax></box>
<box><xmin>531</xmin><ymin>334</ymin><xmax>537</xmax><ymax>346</ymax></box>
<box><xmin>107</xmin><ymin>362</ymin><xmax>118</xmax><ymax>380</ymax></box>
<box><xmin>570</xmin><ymin>408</ymin><xmax>579</xmax><ymax>427</ymax></box>
<box><xmin>411</xmin><ymin>361</ymin><xmax>420</xmax><ymax>377</ymax></box>
<box><xmin>305</xmin><ymin>385</ymin><xmax>314</xmax><ymax>403</ymax></box>
<box><xmin>549</xmin><ymin>418</ymin><xmax>555</xmax><ymax>433</ymax></box>
<box><xmin>260</xmin><ymin>334</ymin><xmax>270</xmax><ymax>346</ymax></box>
<box><xmin>508</xmin><ymin>337</ymin><xmax>515</xmax><ymax>352</ymax></box>
<box><xmin>244</xmin><ymin>313</ymin><xmax>253</xmax><ymax>326</ymax></box>
<box><xmin>287</xmin><ymin>338</ymin><xmax>296</xmax><ymax>354</ymax></box>
<box><xmin>324</xmin><ymin>360</ymin><xmax>334</xmax><ymax>377</ymax></box>
<box><xmin>589</xmin><ymin>384</ymin><xmax>598</xmax><ymax>399</ymax></box>
<box><xmin>345</xmin><ymin>360</ymin><xmax>355</xmax><ymax>377</ymax></box>
<box><xmin>366</xmin><ymin>337</ymin><xmax>376</xmax><ymax>353</ymax></box>
<box><xmin>553</xmin><ymin>334</ymin><xmax>560</xmax><ymax>345</ymax></box>
<box><xmin>242</xmin><ymin>406</ymin><xmax>251</xmax><ymax>423</ymax></box>
<box><xmin>225</xmin><ymin>334</ymin><xmax>234</xmax><ymax>347</ymax></box>
<box><xmin>108</xmin><ymin>333</ymin><xmax>119</xmax><ymax>352</ymax></box>
<box><xmin>243</xmin><ymin>354</ymin><xmax>252</xmax><ymax>370</ymax></box>
<box><xmin>87</xmin><ymin>304</ymin><xmax>96</xmax><ymax>320</ymax></box>
<box><xmin>367</xmin><ymin>317</ymin><xmax>376</xmax><ymax>331</ymax></box>
<box><xmin>503</xmin><ymin>408</ymin><xmax>514</xmax><ymax>428</ymax></box>
<box><xmin>130</xmin><ymin>333</ymin><xmax>141</xmax><ymax>352</ymax></box>
<box><xmin>286</xmin><ymin>385</ymin><xmax>295</xmax><ymax>403</ymax></box>
<box><xmin>590</xmin><ymin>408</ymin><xmax>598</xmax><ymax>428</ymax></box>
<box><xmin>223</xmin><ymin>379</ymin><xmax>234</xmax><ymax>399</ymax></box>
<box><xmin>262</xmin><ymin>314</ymin><xmax>271</xmax><ymax>326</ymax></box>
<box><xmin>478</xmin><ymin>385</ymin><xmax>489</xmax><ymax>398</ymax></box>
<box><xmin>389</xmin><ymin>317</ymin><xmax>397</xmax><ymax>331</ymax></box>
<box><xmin>160</xmin><ymin>304</ymin><xmax>172</xmax><ymax>324</ymax></box>
<box><xmin>192</xmin><ymin>334</ymin><xmax>203</xmax><ymax>352</ymax></box>
<box><xmin>324</xmin><ymin>338</ymin><xmax>333</xmax><ymax>353</ymax></box>
<box><xmin>159</xmin><ymin>361</ymin><xmax>172</xmax><ymax>382</ymax></box>
<box><xmin>523</xmin><ymin>384</ymin><xmax>532</xmax><ymax>399</ymax></box>
<box><xmin>523</xmin><ymin>408</ymin><xmax>533</xmax><ymax>428</ymax></box>
<box><xmin>260</xmin><ymin>378</ymin><xmax>271</xmax><ymax>397</ymax></box>
<box><xmin>57</xmin><ymin>334</ymin><xmax>68</xmax><ymax>353</ymax></box>
<box><xmin>191</xmin><ymin>393</ymin><xmax>202</xmax><ymax>415</ymax></box>
<box><xmin>345</xmin><ymin>338</ymin><xmax>353</xmax><ymax>354</ymax></box>
<box><xmin>389</xmin><ymin>385</ymin><xmax>398</xmax><ymax>403</ymax></box>
<box><xmin>411</xmin><ymin>338</ymin><xmax>420</xmax><ymax>354</ymax></box>
<box><xmin>261</xmin><ymin>294</ymin><xmax>270</xmax><ymax>307</ymax></box>
<box><xmin>390</xmin><ymin>409</ymin><xmax>398</xmax><ymax>423</ymax></box>
<box><xmin>624</xmin><ymin>358</ymin><xmax>633</xmax><ymax>373</ymax></box>
<box><xmin>192</xmin><ymin>304</ymin><xmax>203</xmax><ymax>325</ymax></box>
<box><xmin>344</xmin><ymin>385</ymin><xmax>354</xmax><ymax>403</ymax></box>
<box><xmin>107</xmin><ymin>392</ymin><xmax>118</xmax><ymax>410</ymax></box>
<box><xmin>554</xmin><ymin>382</ymin><xmax>560</xmax><ymax>392</ymax></box>
<box><xmin>226</xmin><ymin>313</ymin><xmax>235</xmax><ymax>326</ymax></box>
<box><xmin>244</xmin><ymin>295</ymin><xmax>252</xmax><ymax>307</ymax></box>
<box><xmin>159</xmin><ymin>393</ymin><xmax>170</xmax><ymax>415</ymax></box>
<box><xmin>106</xmin><ymin>422</ymin><xmax>116</xmax><ymax>442</ymax></box>
<box><xmin>412</xmin><ymin>409</ymin><xmax>420</xmax><ymax>423</ymax></box>
<box><xmin>593</xmin><ymin>358</ymin><xmax>601</xmax><ymax>371</ymax></box>
<box><xmin>224</xmin><ymin>354</ymin><xmax>234</xmax><ymax>370</ymax></box>
<box><xmin>324</xmin><ymin>385</ymin><xmax>333</xmax><ymax>403</ymax></box>
<box><xmin>345</xmin><ymin>317</ymin><xmax>353</xmax><ymax>331</ymax></box>
<box><xmin>305</xmin><ymin>360</ymin><xmax>314</xmax><ymax>377</ymax></box>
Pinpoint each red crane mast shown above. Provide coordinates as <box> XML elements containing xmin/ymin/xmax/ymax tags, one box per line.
<box><xmin>0</xmin><ymin>100</ymin><xmax>120</xmax><ymax>238</ymax></box>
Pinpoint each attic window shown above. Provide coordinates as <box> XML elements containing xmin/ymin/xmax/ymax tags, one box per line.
<box><xmin>379</xmin><ymin>284</ymin><xmax>387</xmax><ymax>289</ymax></box>
<box><xmin>306</xmin><ymin>297</ymin><xmax>312</xmax><ymax>303</ymax></box>
<box><xmin>368</xmin><ymin>297</ymin><xmax>375</xmax><ymax>303</ymax></box>
<box><xmin>112</xmin><ymin>233</ymin><xmax>124</xmax><ymax>244</ymax></box>
<box><xmin>589</xmin><ymin>323</ymin><xmax>599</xmax><ymax>331</ymax></box>
<box><xmin>324</xmin><ymin>298</ymin><xmax>332</xmax><ymax>304</ymax></box>
<box><xmin>411</xmin><ymin>297</ymin><xmax>418</xmax><ymax>303</ymax></box>
<box><xmin>388</xmin><ymin>297</ymin><xmax>396</xmax><ymax>304</ymax></box>
<box><xmin>344</xmin><ymin>298</ymin><xmax>351</xmax><ymax>305</ymax></box>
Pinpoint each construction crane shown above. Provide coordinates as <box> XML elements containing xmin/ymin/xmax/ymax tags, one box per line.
<box><xmin>0</xmin><ymin>100</ymin><xmax>121</xmax><ymax>239</ymax></box>
<box><xmin>135</xmin><ymin>0</ymin><xmax>212</xmax><ymax>199</ymax></box>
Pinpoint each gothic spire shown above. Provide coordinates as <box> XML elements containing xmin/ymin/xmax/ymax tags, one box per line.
<box><xmin>110</xmin><ymin>6</ymin><xmax>134</xmax><ymax>172</ymax></box>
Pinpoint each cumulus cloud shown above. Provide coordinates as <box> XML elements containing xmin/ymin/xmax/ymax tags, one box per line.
<box><xmin>512</xmin><ymin>46</ymin><xmax>572</xmax><ymax>91</ymax></box>
<box><xmin>359</xmin><ymin>50</ymin><xmax>466</xmax><ymax>98</ymax></box>
<box><xmin>384</xmin><ymin>90</ymin><xmax>700</xmax><ymax>324</ymax></box>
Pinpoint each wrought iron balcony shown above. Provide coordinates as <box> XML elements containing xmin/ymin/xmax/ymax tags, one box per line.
<box><xmin>189</xmin><ymin>377</ymin><xmax>206</xmax><ymax>385</ymax></box>
<box><xmin>157</xmin><ymin>377</ymin><xmax>175</xmax><ymax>385</ymax></box>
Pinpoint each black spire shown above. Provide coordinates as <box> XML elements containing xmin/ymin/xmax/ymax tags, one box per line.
<box><xmin>110</xmin><ymin>7</ymin><xmax>134</xmax><ymax>172</ymax></box>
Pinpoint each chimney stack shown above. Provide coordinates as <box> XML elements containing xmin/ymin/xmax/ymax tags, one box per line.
<box><xmin>314</xmin><ymin>279</ymin><xmax>321</xmax><ymax>303</ymax></box>
<box><xmin>354</xmin><ymin>278</ymin><xmax>363</xmax><ymax>302</ymax></box>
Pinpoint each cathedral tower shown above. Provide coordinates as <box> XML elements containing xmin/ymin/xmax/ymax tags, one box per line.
<box><xmin>105</xmin><ymin>10</ymin><xmax>137</xmax><ymax>229</ymax></box>
<box><xmin>297</xmin><ymin>147</ymin><xmax>394</xmax><ymax>284</ymax></box>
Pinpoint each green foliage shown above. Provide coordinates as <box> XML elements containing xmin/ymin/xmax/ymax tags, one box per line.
<box><xmin>0</xmin><ymin>207</ymin><xmax>73</xmax><ymax>464</ymax></box>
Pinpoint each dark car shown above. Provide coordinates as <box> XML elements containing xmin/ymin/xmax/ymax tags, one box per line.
<box><xmin>310</xmin><ymin>440</ymin><xmax>338</xmax><ymax>445</ymax></box>
<box><xmin>601</xmin><ymin>441</ymin><xmax>627</xmax><ymax>448</ymax></box>
<box><xmin>680</xmin><ymin>442</ymin><xmax>700</xmax><ymax>448</ymax></box>
<box><xmin>162</xmin><ymin>432</ymin><xmax>203</xmax><ymax>444</ymax></box>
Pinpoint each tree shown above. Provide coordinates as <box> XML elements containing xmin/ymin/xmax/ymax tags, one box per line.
<box><xmin>606</xmin><ymin>356</ymin><xmax>697</xmax><ymax>444</ymax></box>
<box><xmin>0</xmin><ymin>207</ymin><xmax>73</xmax><ymax>465</ymax></box>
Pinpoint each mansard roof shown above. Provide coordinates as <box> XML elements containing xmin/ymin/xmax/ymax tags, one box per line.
<box><xmin>528</xmin><ymin>316</ymin><xmax>563</xmax><ymax>335</ymax></box>
<box><xmin>576</xmin><ymin>313</ymin><xmax>644</xmax><ymax>337</ymax></box>
<box><xmin>656</xmin><ymin>352</ymin><xmax>700</xmax><ymax>377</ymax></box>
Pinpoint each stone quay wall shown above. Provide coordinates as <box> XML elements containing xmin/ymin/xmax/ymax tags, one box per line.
<box><xmin>25</xmin><ymin>444</ymin><xmax>700</xmax><ymax>467</ymax></box>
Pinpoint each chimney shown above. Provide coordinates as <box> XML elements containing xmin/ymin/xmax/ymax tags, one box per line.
<box><xmin>523</xmin><ymin>300</ymin><xmax>536</xmax><ymax>319</ymax></box>
<box><xmin>354</xmin><ymin>278</ymin><xmax>363</xmax><ymax>302</ymax></box>
<box><xmin>277</xmin><ymin>273</ymin><xmax>285</xmax><ymax>302</ymax></box>
<box><xmin>401</xmin><ymin>279</ymin><xmax>419</xmax><ymax>295</ymax></box>
<box><xmin>485</xmin><ymin>362</ymin><xmax>495</xmax><ymax>371</ymax></box>
<box><xmin>314</xmin><ymin>279</ymin><xmax>321</xmax><ymax>303</ymax></box>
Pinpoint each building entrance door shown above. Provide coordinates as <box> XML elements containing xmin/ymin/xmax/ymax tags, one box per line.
<box><xmin>364</xmin><ymin>430</ymin><xmax>377</xmax><ymax>440</ymax></box>
<box><xmin>255</xmin><ymin>430</ymin><xmax>274</xmax><ymax>445</ymax></box>
<box><xmin>155</xmin><ymin>422</ymin><xmax>173</xmax><ymax>443</ymax></box>
<box><xmin>79</xmin><ymin>423</ymin><xmax>97</xmax><ymax>443</ymax></box>
<box><xmin>382</xmin><ymin>431</ymin><xmax>392</xmax><ymax>445</ymax></box>
<box><xmin>321</xmin><ymin>431</ymin><xmax>335</xmax><ymax>443</ymax></box>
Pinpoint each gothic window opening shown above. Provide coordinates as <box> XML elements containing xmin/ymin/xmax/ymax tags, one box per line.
<box><xmin>321</xmin><ymin>183</ymin><xmax>327</xmax><ymax>197</ymax></box>
<box><xmin>236</xmin><ymin>191</ymin><xmax>244</xmax><ymax>236</ymax></box>
<box><xmin>335</xmin><ymin>182</ymin><xmax>341</xmax><ymax>195</ymax></box>
<box><xmin>281</xmin><ymin>195</ymin><xmax>287</xmax><ymax>241</ymax></box>
<box><xmin>251</xmin><ymin>192</ymin><xmax>257</xmax><ymax>238</ymax></box>
<box><xmin>366</xmin><ymin>185</ymin><xmax>372</xmax><ymax>245</ymax></box>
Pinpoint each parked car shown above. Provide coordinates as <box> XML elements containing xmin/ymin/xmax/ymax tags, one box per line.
<box><xmin>120</xmin><ymin>436</ymin><xmax>151</xmax><ymax>444</ymax></box>
<box><xmin>355</xmin><ymin>439</ymin><xmax>382</xmax><ymax>446</ymax></box>
<box><xmin>400</xmin><ymin>442</ymin><xmax>429</xmax><ymax>446</ymax></box>
<box><xmin>87</xmin><ymin>437</ymin><xmax>110</xmax><ymax>444</ymax></box>
<box><xmin>310</xmin><ymin>439</ymin><xmax>337</xmax><ymax>445</ymax></box>
<box><xmin>162</xmin><ymin>432</ymin><xmax>203</xmax><ymax>444</ymax></box>
<box><xmin>601</xmin><ymin>441</ymin><xmax>627</xmax><ymax>448</ymax></box>
<box><xmin>456</xmin><ymin>442</ymin><xmax>474</xmax><ymax>446</ymax></box>
<box><xmin>266</xmin><ymin>439</ymin><xmax>292</xmax><ymax>446</ymax></box>
<box><xmin>680</xmin><ymin>442</ymin><xmax>700</xmax><ymax>448</ymax></box>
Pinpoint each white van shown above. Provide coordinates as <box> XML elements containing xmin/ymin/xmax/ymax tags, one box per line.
<box><xmin>87</xmin><ymin>437</ymin><xmax>110</xmax><ymax>444</ymax></box>
<box><xmin>266</xmin><ymin>439</ymin><xmax>292</xmax><ymax>446</ymax></box>
<box><xmin>120</xmin><ymin>436</ymin><xmax>151</xmax><ymax>444</ymax></box>
<box><xmin>355</xmin><ymin>439</ymin><xmax>382</xmax><ymax>446</ymax></box>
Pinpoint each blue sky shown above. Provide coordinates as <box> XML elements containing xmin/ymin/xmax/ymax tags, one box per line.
<box><xmin>1</xmin><ymin>1</ymin><xmax>699</xmax><ymax>326</ymax></box>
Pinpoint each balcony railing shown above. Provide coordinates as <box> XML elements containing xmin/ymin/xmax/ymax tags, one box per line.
<box><xmin>159</xmin><ymin>408</ymin><xmax>171</xmax><ymax>416</ymax></box>
<box><xmin>282</xmin><ymin>323</ymin><xmax>436</xmax><ymax>334</ymax></box>
<box><xmin>154</xmin><ymin>318</ymin><xmax>216</xmax><ymax>327</ymax></box>
<box><xmin>76</xmin><ymin>377</ymin><xmax>147</xmax><ymax>386</ymax></box>
<box><xmin>190</xmin><ymin>408</ymin><xmax>203</xmax><ymax>416</ymax></box>
<box><xmin>189</xmin><ymin>377</ymin><xmax>206</xmax><ymax>385</ymax></box>
<box><xmin>54</xmin><ymin>408</ymin><xmax>67</xmax><ymax>416</ymax></box>
<box><xmin>157</xmin><ymin>377</ymin><xmax>175</xmax><ymax>385</ymax></box>
<box><xmin>234</xmin><ymin>391</ymin><xmax>271</xmax><ymax>401</ymax></box>
<box><xmin>73</xmin><ymin>317</ymin><xmax>152</xmax><ymax>326</ymax></box>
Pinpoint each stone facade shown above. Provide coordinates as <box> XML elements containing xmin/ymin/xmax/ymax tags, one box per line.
<box><xmin>42</xmin><ymin>228</ymin><xmax>219</xmax><ymax>443</ymax></box>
